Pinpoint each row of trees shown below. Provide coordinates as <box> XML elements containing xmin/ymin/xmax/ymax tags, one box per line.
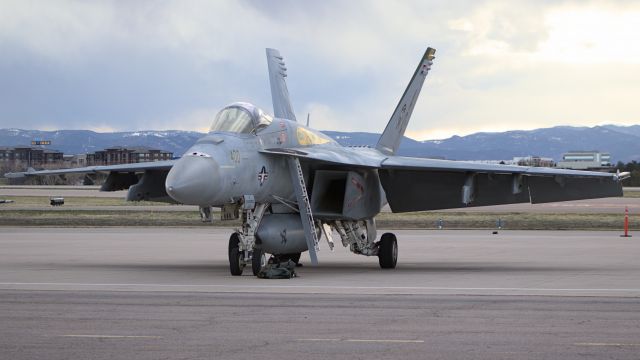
<box><xmin>615</xmin><ymin>161</ymin><xmax>640</xmax><ymax>187</ymax></box>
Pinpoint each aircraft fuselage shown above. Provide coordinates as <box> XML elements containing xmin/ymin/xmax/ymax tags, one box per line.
<box><xmin>164</xmin><ymin>112</ymin><xmax>368</xmax><ymax>207</ymax></box>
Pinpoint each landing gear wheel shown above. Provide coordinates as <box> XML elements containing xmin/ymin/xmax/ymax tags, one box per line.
<box><xmin>252</xmin><ymin>247</ymin><xmax>265</xmax><ymax>276</ymax></box>
<box><xmin>378</xmin><ymin>233</ymin><xmax>398</xmax><ymax>269</ymax></box>
<box><xmin>228</xmin><ymin>232</ymin><xmax>244</xmax><ymax>276</ymax></box>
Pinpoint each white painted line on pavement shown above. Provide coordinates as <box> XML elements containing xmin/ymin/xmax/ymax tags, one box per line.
<box><xmin>574</xmin><ymin>342</ymin><xmax>640</xmax><ymax>347</ymax></box>
<box><xmin>346</xmin><ymin>339</ymin><xmax>424</xmax><ymax>343</ymax></box>
<box><xmin>1</xmin><ymin>282</ymin><xmax>640</xmax><ymax>293</ymax></box>
<box><xmin>298</xmin><ymin>338</ymin><xmax>424</xmax><ymax>343</ymax></box>
<box><xmin>61</xmin><ymin>335</ymin><xmax>162</xmax><ymax>339</ymax></box>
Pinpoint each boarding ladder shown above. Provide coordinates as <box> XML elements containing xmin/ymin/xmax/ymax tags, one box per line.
<box><xmin>287</xmin><ymin>157</ymin><xmax>320</xmax><ymax>265</ymax></box>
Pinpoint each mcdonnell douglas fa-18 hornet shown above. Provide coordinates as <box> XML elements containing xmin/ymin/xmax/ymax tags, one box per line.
<box><xmin>7</xmin><ymin>47</ymin><xmax>630</xmax><ymax>276</ymax></box>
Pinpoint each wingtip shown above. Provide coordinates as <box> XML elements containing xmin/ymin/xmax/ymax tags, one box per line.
<box><xmin>617</xmin><ymin>171</ymin><xmax>631</xmax><ymax>181</ymax></box>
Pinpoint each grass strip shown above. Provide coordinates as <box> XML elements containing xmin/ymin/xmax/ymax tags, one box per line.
<box><xmin>0</xmin><ymin>210</ymin><xmax>217</xmax><ymax>227</ymax></box>
<box><xmin>376</xmin><ymin>211</ymin><xmax>638</xmax><ymax>230</ymax></box>
<box><xmin>0</xmin><ymin>210</ymin><xmax>637</xmax><ymax>230</ymax></box>
<box><xmin>623</xmin><ymin>190</ymin><xmax>640</xmax><ymax>198</ymax></box>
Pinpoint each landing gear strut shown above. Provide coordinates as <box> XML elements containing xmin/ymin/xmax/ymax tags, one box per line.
<box><xmin>378</xmin><ymin>232</ymin><xmax>398</xmax><ymax>269</ymax></box>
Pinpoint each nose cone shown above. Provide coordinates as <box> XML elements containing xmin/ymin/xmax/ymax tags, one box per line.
<box><xmin>165</xmin><ymin>156</ymin><xmax>220</xmax><ymax>205</ymax></box>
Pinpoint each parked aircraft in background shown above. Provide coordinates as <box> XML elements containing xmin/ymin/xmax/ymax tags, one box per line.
<box><xmin>6</xmin><ymin>47</ymin><xmax>629</xmax><ymax>276</ymax></box>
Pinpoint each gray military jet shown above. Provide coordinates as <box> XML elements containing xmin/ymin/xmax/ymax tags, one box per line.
<box><xmin>6</xmin><ymin>47</ymin><xmax>629</xmax><ymax>276</ymax></box>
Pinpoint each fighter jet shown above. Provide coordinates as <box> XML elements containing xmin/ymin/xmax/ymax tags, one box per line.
<box><xmin>6</xmin><ymin>47</ymin><xmax>629</xmax><ymax>276</ymax></box>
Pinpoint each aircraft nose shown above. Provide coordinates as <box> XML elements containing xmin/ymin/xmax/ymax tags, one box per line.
<box><xmin>165</xmin><ymin>155</ymin><xmax>220</xmax><ymax>205</ymax></box>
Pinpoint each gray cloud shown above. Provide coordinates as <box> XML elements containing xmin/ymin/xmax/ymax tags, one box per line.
<box><xmin>0</xmin><ymin>0</ymin><xmax>638</xmax><ymax>138</ymax></box>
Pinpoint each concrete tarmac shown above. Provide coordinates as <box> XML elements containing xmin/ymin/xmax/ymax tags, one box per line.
<box><xmin>1</xmin><ymin>227</ymin><xmax>639</xmax><ymax>295</ymax></box>
<box><xmin>2</xmin><ymin>291</ymin><xmax>640</xmax><ymax>360</ymax></box>
<box><xmin>2</xmin><ymin>227</ymin><xmax>640</xmax><ymax>359</ymax></box>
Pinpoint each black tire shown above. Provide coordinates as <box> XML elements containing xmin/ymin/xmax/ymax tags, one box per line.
<box><xmin>228</xmin><ymin>233</ymin><xmax>244</xmax><ymax>276</ymax></box>
<box><xmin>252</xmin><ymin>247</ymin><xmax>265</xmax><ymax>276</ymax></box>
<box><xmin>378</xmin><ymin>233</ymin><xmax>398</xmax><ymax>269</ymax></box>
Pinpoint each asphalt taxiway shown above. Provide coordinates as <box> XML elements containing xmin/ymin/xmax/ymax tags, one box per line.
<box><xmin>1</xmin><ymin>227</ymin><xmax>640</xmax><ymax>296</ymax></box>
<box><xmin>1</xmin><ymin>227</ymin><xmax>640</xmax><ymax>359</ymax></box>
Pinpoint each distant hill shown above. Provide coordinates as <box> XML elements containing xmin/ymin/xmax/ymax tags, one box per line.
<box><xmin>1</xmin><ymin>124</ymin><xmax>639</xmax><ymax>162</ymax></box>
<box><xmin>324</xmin><ymin>125</ymin><xmax>640</xmax><ymax>162</ymax></box>
<box><xmin>0</xmin><ymin>129</ymin><xmax>202</xmax><ymax>157</ymax></box>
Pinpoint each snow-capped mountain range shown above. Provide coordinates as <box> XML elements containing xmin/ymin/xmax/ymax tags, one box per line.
<box><xmin>1</xmin><ymin>125</ymin><xmax>639</xmax><ymax>162</ymax></box>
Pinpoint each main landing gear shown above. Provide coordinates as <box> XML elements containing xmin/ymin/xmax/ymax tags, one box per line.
<box><xmin>334</xmin><ymin>220</ymin><xmax>398</xmax><ymax>270</ymax></box>
<box><xmin>377</xmin><ymin>232</ymin><xmax>398</xmax><ymax>269</ymax></box>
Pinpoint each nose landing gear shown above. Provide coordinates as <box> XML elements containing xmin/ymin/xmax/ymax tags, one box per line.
<box><xmin>227</xmin><ymin>198</ymin><xmax>269</xmax><ymax>276</ymax></box>
<box><xmin>251</xmin><ymin>247</ymin><xmax>266</xmax><ymax>276</ymax></box>
<box><xmin>228</xmin><ymin>232</ymin><xmax>266</xmax><ymax>276</ymax></box>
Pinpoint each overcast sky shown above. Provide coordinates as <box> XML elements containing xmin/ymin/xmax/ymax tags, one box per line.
<box><xmin>0</xmin><ymin>0</ymin><xmax>639</xmax><ymax>140</ymax></box>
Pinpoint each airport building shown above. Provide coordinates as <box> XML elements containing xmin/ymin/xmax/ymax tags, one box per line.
<box><xmin>0</xmin><ymin>146</ymin><xmax>64</xmax><ymax>167</ymax></box>
<box><xmin>0</xmin><ymin>145</ymin><xmax>173</xmax><ymax>170</ymax></box>
<box><xmin>85</xmin><ymin>146</ymin><xmax>173</xmax><ymax>166</ymax></box>
<box><xmin>556</xmin><ymin>151</ymin><xmax>612</xmax><ymax>170</ymax></box>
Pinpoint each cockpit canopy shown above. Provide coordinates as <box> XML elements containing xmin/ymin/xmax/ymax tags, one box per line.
<box><xmin>209</xmin><ymin>102</ymin><xmax>273</xmax><ymax>134</ymax></box>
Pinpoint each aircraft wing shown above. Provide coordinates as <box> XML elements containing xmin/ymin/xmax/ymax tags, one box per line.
<box><xmin>4</xmin><ymin>160</ymin><xmax>176</xmax><ymax>178</ymax></box>
<box><xmin>262</xmin><ymin>147</ymin><xmax>626</xmax><ymax>212</ymax></box>
<box><xmin>4</xmin><ymin>160</ymin><xmax>176</xmax><ymax>202</ymax></box>
<box><xmin>379</xmin><ymin>156</ymin><xmax>626</xmax><ymax>212</ymax></box>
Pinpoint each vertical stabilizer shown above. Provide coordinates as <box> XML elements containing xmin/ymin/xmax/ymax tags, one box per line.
<box><xmin>376</xmin><ymin>47</ymin><xmax>435</xmax><ymax>155</ymax></box>
<box><xmin>266</xmin><ymin>48</ymin><xmax>297</xmax><ymax>121</ymax></box>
